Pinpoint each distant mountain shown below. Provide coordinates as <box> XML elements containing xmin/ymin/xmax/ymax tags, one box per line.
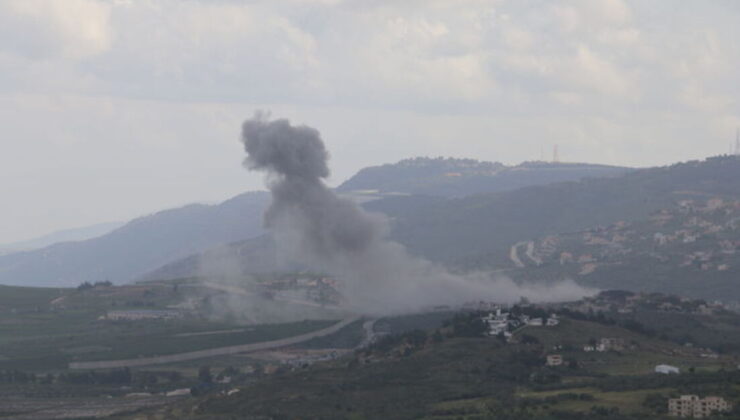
<box><xmin>0</xmin><ymin>157</ymin><xmax>629</xmax><ymax>288</ymax></box>
<box><xmin>0</xmin><ymin>221</ymin><xmax>125</xmax><ymax>255</ymax></box>
<box><xmin>337</xmin><ymin>157</ymin><xmax>632</xmax><ymax>197</ymax></box>
<box><xmin>138</xmin><ymin>235</ymin><xmax>280</xmax><ymax>282</ymax></box>
<box><xmin>145</xmin><ymin>156</ymin><xmax>740</xmax><ymax>302</ymax></box>
<box><xmin>373</xmin><ymin>156</ymin><xmax>740</xmax><ymax>265</ymax></box>
<box><xmin>0</xmin><ymin>192</ymin><xmax>269</xmax><ymax>287</ymax></box>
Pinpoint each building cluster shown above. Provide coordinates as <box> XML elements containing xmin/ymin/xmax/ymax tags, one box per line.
<box><xmin>281</xmin><ymin>350</ymin><xmax>342</xmax><ymax>369</ymax></box>
<box><xmin>583</xmin><ymin>337</ymin><xmax>625</xmax><ymax>352</ymax></box>
<box><xmin>668</xmin><ymin>395</ymin><xmax>732</xmax><ymax>418</ymax></box>
<box><xmin>259</xmin><ymin>275</ymin><xmax>342</xmax><ymax>306</ymax></box>
<box><xmin>566</xmin><ymin>290</ymin><xmax>727</xmax><ymax>317</ymax></box>
<box><xmin>481</xmin><ymin>308</ymin><xmax>559</xmax><ymax>339</ymax></box>
<box><xmin>520</xmin><ymin>197</ymin><xmax>740</xmax><ymax>277</ymax></box>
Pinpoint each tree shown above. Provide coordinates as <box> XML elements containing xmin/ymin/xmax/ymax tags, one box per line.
<box><xmin>198</xmin><ymin>366</ymin><xmax>213</xmax><ymax>383</ymax></box>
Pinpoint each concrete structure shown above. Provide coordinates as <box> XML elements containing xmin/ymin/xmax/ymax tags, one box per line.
<box><xmin>527</xmin><ymin>317</ymin><xmax>544</xmax><ymax>326</ymax></box>
<box><xmin>482</xmin><ymin>309</ymin><xmax>512</xmax><ymax>337</ymax></box>
<box><xmin>546</xmin><ymin>354</ymin><xmax>563</xmax><ymax>366</ymax></box>
<box><xmin>597</xmin><ymin>337</ymin><xmax>625</xmax><ymax>352</ymax></box>
<box><xmin>655</xmin><ymin>364</ymin><xmax>680</xmax><ymax>374</ymax></box>
<box><xmin>668</xmin><ymin>395</ymin><xmax>731</xmax><ymax>418</ymax></box>
<box><xmin>546</xmin><ymin>314</ymin><xmax>560</xmax><ymax>326</ymax></box>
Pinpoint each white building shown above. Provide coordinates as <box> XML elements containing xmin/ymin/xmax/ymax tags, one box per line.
<box><xmin>482</xmin><ymin>309</ymin><xmax>512</xmax><ymax>337</ymax></box>
<box><xmin>546</xmin><ymin>354</ymin><xmax>563</xmax><ymax>366</ymax></box>
<box><xmin>527</xmin><ymin>317</ymin><xmax>544</xmax><ymax>326</ymax></box>
<box><xmin>655</xmin><ymin>364</ymin><xmax>680</xmax><ymax>374</ymax></box>
<box><xmin>668</xmin><ymin>395</ymin><xmax>732</xmax><ymax>418</ymax></box>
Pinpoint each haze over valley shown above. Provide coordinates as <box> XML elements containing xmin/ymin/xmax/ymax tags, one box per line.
<box><xmin>3</xmin><ymin>1</ymin><xmax>740</xmax><ymax>419</ymax></box>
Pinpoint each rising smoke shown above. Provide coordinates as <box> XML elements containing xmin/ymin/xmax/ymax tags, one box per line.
<box><xmin>241</xmin><ymin>113</ymin><xmax>593</xmax><ymax>315</ymax></box>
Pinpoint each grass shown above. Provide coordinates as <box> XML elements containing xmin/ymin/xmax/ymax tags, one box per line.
<box><xmin>0</xmin><ymin>282</ymin><xmax>343</xmax><ymax>371</ymax></box>
<box><xmin>0</xmin><ymin>316</ymin><xmax>337</xmax><ymax>371</ymax></box>
<box><xmin>517</xmin><ymin>387</ymin><xmax>674</xmax><ymax>414</ymax></box>
<box><xmin>514</xmin><ymin>319</ymin><xmax>730</xmax><ymax>376</ymax></box>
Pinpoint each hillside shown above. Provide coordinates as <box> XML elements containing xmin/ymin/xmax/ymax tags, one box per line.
<box><xmin>491</xmin><ymin>195</ymin><xmax>740</xmax><ymax>301</ymax></box>
<box><xmin>0</xmin><ymin>158</ymin><xmax>627</xmax><ymax>288</ymax></box>
<box><xmin>0</xmin><ymin>221</ymin><xmax>125</xmax><ymax>255</ymax></box>
<box><xmin>338</xmin><ymin>157</ymin><xmax>631</xmax><ymax>197</ymax></box>
<box><xmin>2</xmin><ymin>283</ymin><xmax>740</xmax><ymax>419</ymax></box>
<box><xmin>0</xmin><ymin>192</ymin><xmax>269</xmax><ymax>287</ymax></box>
<box><xmin>372</xmin><ymin>156</ymin><xmax>740</xmax><ymax>265</ymax></box>
<box><xmin>144</xmin><ymin>156</ymin><xmax>740</xmax><ymax>303</ymax></box>
<box><xmin>136</xmin><ymin>296</ymin><xmax>740</xmax><ymax>420</ymax></box>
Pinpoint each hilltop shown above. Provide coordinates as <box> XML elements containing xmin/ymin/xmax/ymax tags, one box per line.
<box><xmin>0</xmin><ymin>158</ymin><xmax>626</xmax><ymax>288</ymax></box>
<box><xmin>372</xmin><ymin>156</ymin><xmax>740</xmax><ymax>264</ymax></box>
<box><xmin>338</xmin><ymin>157</ymin><xmax>631</xmax><ymax>197</ymax></box>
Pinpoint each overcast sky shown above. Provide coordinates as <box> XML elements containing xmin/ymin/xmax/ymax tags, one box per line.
<box><xmin>1</xmin><ymin>0</ymin><xmax>739</xmax><ymax>243</ymax></box>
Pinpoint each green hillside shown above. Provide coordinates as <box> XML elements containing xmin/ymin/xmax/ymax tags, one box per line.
<box><xmin>140</xmin><ymin>304</ymin><xmax>740</xmax><ymax>420</ymax></box>
<box><xmin>493</xmin><ymin>195</ymin><xmax>740</xmax><ymax>301</ymax></box>
<box><xmin>370</xmin><ymin>156</ymin><xmax>740</xmax><ymax>266</ymax></box>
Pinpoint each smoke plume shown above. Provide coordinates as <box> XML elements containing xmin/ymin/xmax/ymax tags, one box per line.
<box><xmin>241</xmin><ymin>113</ymin><xmax>593</xmax><ymax>314</ymax></box>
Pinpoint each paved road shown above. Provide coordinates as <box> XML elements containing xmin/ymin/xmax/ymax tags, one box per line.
<box><xmin>356</xmin><ymin>318</ymin><xmax>378</xmax><ymax>349</ymax></box>
<box><xmin>69</xmin><ymin>316</ymin><xmax>360</xmax><ymax>370</ymax></box>
<box><xmin>524</xmin><ymin>241</ymin><xmax>542</xmax><ymax>265</ymax></box>
<box><xmin>509</xmin><ymin>241</ymin><xmax>526</xmax><ymax>268</ymax></box>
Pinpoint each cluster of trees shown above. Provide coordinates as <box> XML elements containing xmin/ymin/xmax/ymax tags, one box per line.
<box><xmin>76</xmin><ymin>280</ymin><xmax>113</xmax><ymax>291</ymax></box>
<box><xmin>0</xmin><ymin>370</ymin><xmax>40</xmax><ymax>384</ymax></box>
<box><xmin>0</xmin><ymin>368</ymin><xmax>133</xmax><ymax>385</ymax></box>
<box><xmin>56</xmin><ymin>368</ymin><xmax>132</xmax><ymax>385</ymax></box>
<box><xmin>0</xmin><ymin>368</ymin><xmax>191</xmax><ymax>387</ymax></box>
<box><xmin>557</xmin><ymin>308</ymin><xmax>656</xmax><ymax>337</ymax></box>
<box><xmin>443</xmin><ymin>312</ymin><xmax>488</xmax><ymax>337</ymax></box>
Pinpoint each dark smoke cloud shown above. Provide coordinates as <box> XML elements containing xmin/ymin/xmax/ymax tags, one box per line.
<box><xmin>242</xmin><ymin>113</ymin><xmax>383</xmax><ymax>261</ymax></box>
<box><xmin>241</xmin><ymin>113</ymin><xmax>594</xmax><ymax>314</ymax></box>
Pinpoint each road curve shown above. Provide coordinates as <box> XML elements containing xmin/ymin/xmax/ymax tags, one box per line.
<box><xmin>69</xmin><ymin>316</ymin><xmax>360</xmax><ymax>370</ymax></box>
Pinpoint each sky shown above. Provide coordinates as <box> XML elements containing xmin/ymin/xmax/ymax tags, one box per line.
<box><xmin>1</xmin><ymin>0</ymin><xmax>739</xmax><ymax>243</ymax></box>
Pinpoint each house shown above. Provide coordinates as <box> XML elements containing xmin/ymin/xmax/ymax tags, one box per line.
<box><xmin>597</xmin><ymin>337</ymin><xmax>625</xmax><ymax>352</ymax></box>
<box><xmin>527</xmin><ymin>317</ymin><xmax>544</xmax><ymax>326</ymax></box>
<box><xmin>165</xmin><ymin>388</ymin><xmax>191</xmax><ymax>397</ymax></box>
<box><xmin>481</xmin><ymin>309</ymin><xmax>512</xmax><ymax>337</ymax></box>
<box><xmin>546</xmin><ymin>354</ymin><xmax>563</xmax><ymax>366</ymax></box>
<box><xmin>668</xmin><ymin>395</ymin><xmax>731</xmax><ymax>418</ymax></box>
<box><xmin>546</xmin><ymin>315</ymin><xmax>560</xmax><ymax>326</ymax></box>
<box><xmin>655</xmin><ymin>364</ymin><xmax>680</xmax><ymax>374</ymax></box>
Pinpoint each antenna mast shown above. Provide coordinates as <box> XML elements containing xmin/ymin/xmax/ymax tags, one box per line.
<box><xmin>553</xmin><ymin>144</ymin><xmax>560</xmax><ymax>163</ymax></box>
